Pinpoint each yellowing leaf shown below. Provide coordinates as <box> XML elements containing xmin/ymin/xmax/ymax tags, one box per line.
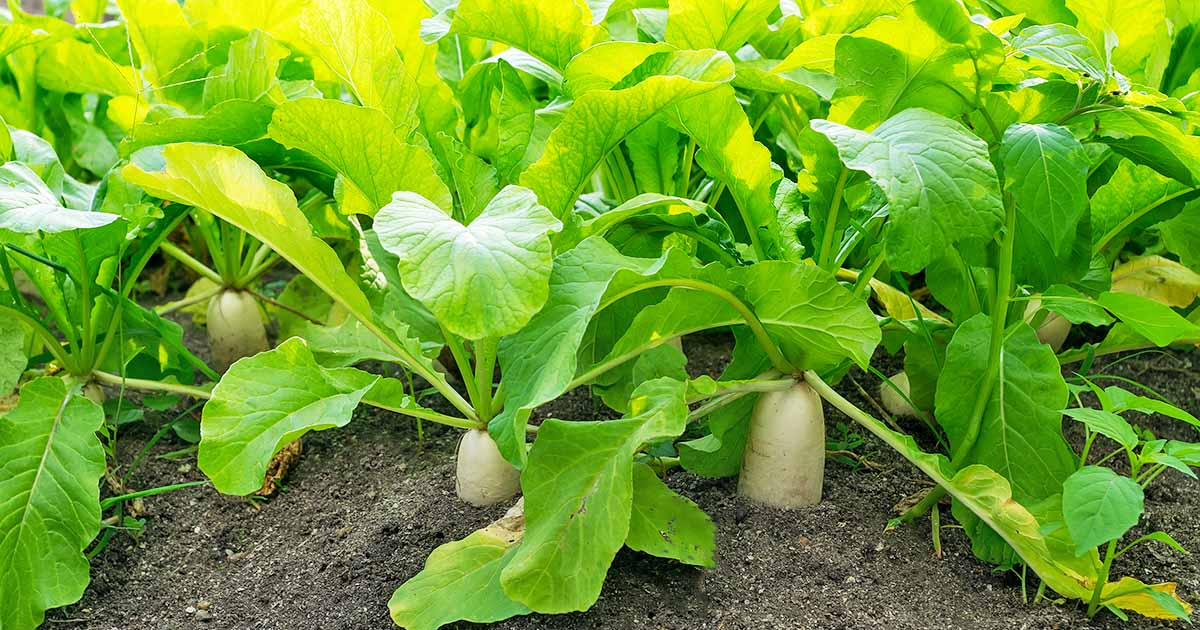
<box><xmin>1112</xmin><ymin>255</ymin><xmax>1200</xmax><ymax>308</ymax></box>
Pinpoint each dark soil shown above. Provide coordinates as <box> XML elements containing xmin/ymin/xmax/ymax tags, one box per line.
<box><xmin>45</xmin><ymin>332</ymin><xmax>1200</xmax><ymax>630</ymax></box>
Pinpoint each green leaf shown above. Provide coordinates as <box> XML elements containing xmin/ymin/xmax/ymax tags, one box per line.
<box><xmin>1106</xmin><ymin>386</ymin><xmax>1200</xmax><ymax>429</ymax></box>
<box><xmin>826</xmin><ymin>0</ymin><xmax>1003</xmax><ymax>128</ymax></box>
<box><xmin>501</xmin><ymin>378</ymin><xmax>688</xmax><ymax>613</ymax></box>
<box><xmin>1062</xmin><ymin>466</ymin><xmax>1145</xmax><ymax>556</ymax></box>
<box><xmin>123</xmin><ymin>143</ymin><xmax>374</xmax><ymax>333</ymax></box>
<box><xmin>268</xmin><ymin>99</ymin><xmax>452</xmax><ymax>214</ymax></box>
<box><xmin>121</xmin><ymin>100</ymin><xmax>277</xmax><ymax>155</ymax></box>
<box><xmin>1090</xmin><ymin>160</ymin><xmax>1196</xmax><ymax>255</ymax></box>
<box><xmin>1098</xmin><ymin>291</ymin><xmax>1200</xmax><ymax>346</ymax></box>
<box><xmin>388</xmin><ymin>502</ymin><xmax>530</xmax><ymax>630</ymax></box>
<box><xmin>812</xmin><ymin>108</ymin><xmax>1004</xmax><ymax>273</ymax></box>
<box><xmin>0</xmin><ymin>319</ymin><xmax>25</xmax><ymax>395</ymax></box>
<box><xmin>0</xmin><ymin>377</ymin><xmax>105</xmax><ymax>630</ymax></box>
<box><xmin>737</xmin><ymin>261</ymin><xmax>881</xmax><ymax>370</ymax></box>
<box><xmin>1039</xmin><ymin>285</ymin><xmax>1115</xmax><ymax>326</ymax></box>
<box><xmin>520</xmin><ymin>48</ymin><xmax>735</xmax><ymax>218</ymax></box>
<box><xmin>1000</xmin><ymin>123</ymin><xmax>1089</xmax><ymax>258</ymax></box>
<box><xmin>0</xmin><ymin>162</ymin><xmax>118</xmax><ymax>233</ymax></box>
<box><xmin>627</xmin><ymin>463</ymin><xmax>715</xmax><ymax>567</ymax></box>
<box><xmin>936</xmin><ymin>315</ymin><xmax>1077</xmax><ymax>504</ymax></box>
<box><xmin>117</xmin><ymin>0</ymin><xmax>206</xmax><ymax>105</ymax></box>
<box><xmin>295</xmin><ymin>318</ymin><xmax>405</xmax><ymax>367</ymax></box>
<box><xmin>374</xmin><ymin>185</ymin><xmax>561</xmax><ymax>340</ymax></box>
<box><xmin>1011</xmin><ymin>24</ymin><xmax>1107</xmax><ymax>80</ymax></box>
<box><xmin>1066</xmin><ymin>0</ymin><xmax>1170</xmax><ymax>86</ymax></box>
<box><xmin>198</xmin><ymin>338</ymin><xmax>380</xmax><ymax>495</ymax></box>
<box><xmin>1063</xmin><ymin>408</ymin><xmax>1139</xmax><ymax>450</ymax></box>
<box><xmin>490</xmin><ymin>237</ymin><xmax>669</xmax><ymax>464</ymax></box>
<box><xmin>449</xmin><ymin>0</ymin><xmax>606</xmax><ymax>71</ymax></box>
<box><xmin>664</xmin><ymin>0</ymin><xmax>777</xmax><ymax>53</ymax></box>
<box><xmin>1083</xmin><ymin>109</ymin><xmax>1200</xmax><ymax>187</ymax></box>
<box><xmin>1158</xmin><ymin>201</ymin><xmax>1200</xmax><ymax>272</ymax></box>
<box><xmin>201</xmin><ymin>30</ymin><xmax>290</xmax><ymax>108</ymax></box>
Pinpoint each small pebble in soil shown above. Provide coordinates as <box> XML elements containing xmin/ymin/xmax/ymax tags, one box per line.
<box><xmin>196</xmin><ymin>600</ymin><xmax>211</xmax><ymax>611</ymax></box>
<box><xmin>185</xmin><ymin>606</ymin><xmax>195</xmax><ymax>615</ymax></box>
<box><xmin>195</xmin><ymin>610</ymin><xmax>213</xmax><ymax>622</ymax></box>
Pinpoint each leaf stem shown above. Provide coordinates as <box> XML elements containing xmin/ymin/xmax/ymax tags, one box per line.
<box><xmin>818</xmin><ymin>168</ymin><xmax>850</xmax><ymax>269</ymax></box>
<box><xmin>160</xmin><ymin>241</ymin><xmax>224</xmax><ymax>286</ymax></box>
<box><xmin>1087</xmin><ymin>539</ymin><xmax>1118</xmax><ymax>617</ymax></box>
<box><xmin>91</xmin><ymin>370</ymin><xmax>214</xmax><ymax>399</ymax></box>
<box><xmin>361</xmin><ymin>395</ymin><xmax>482</xmax><ymax>431</ymax></box>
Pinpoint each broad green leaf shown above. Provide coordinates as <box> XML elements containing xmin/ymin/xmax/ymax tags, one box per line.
<box><xmin>1063</xmin><ymin>466</ymin><xmax>1145</xmax><ymax>556</ymax></box>
<box><xmin>0</xmin><ymin>319</ymin><xmax>24</xmax><ymax>395</ymax></box>
<box><xmin>796</xmin><ymin>0</ymin><xmax>904</xmax><ymax>39</ymax></box>
<box><xmin>0</xmin><ymin>162</ymin><xmax>118</xmax><ymax>232</ymax></box>
<box><xmin>1000</xmin><ymin>123</ymin><xmax>1089</xmax><ymax>258</ymax></box>
<box><xmin>936</xmin><ymin>315</ymin><xmax>1076</xmax><ymax>504</ymax></box>
<box><xmin>268</xmin><ymin>99</ymin><xmax>452</xmax><ymax>214</ymax></box>
<box><xmin>737</xmin><ymin>261</ymin><xmax>881</xmax><ymax>370</ymax></box>
<box><xmin>827</xmin><ymin>0</ymin><xmax>1003</xmax><ymax>128</ymax></box>
<box><xmin>198</xmin><ymin>338</ymin><xmax>379</xmax><ymax>495</ymax></box>
<box><xmin>501</xmin><ymin>378</ymin><xmax>688</xmax><ymax>613</ymax></box>
<box><xmin>520</xmin><ymin>49</ymin><xmax>735</xmax><ymax>218</ymax></box>
<box><xmin>810</xmin><ymin>374</ymin><xmax>1191</xmax><ymax>619</ymax></box>
<box><xmin>626</xmin><ymin>463</ymin><xmax>715</xmax><ymax>567</ymax></box>
<box><xmin>1067</xmin><ymin>0</ymin><xmax>1170</xmax><ymax>86</ymax></box>
<box><xmin>1084</xmin><ymin>109</ymin><xmax>1200</xmax><ymax>187</ymax></box>
<box><xmin>557</xmin><ymin>193</ymin><xmax>710</xmax><ymax>249</ymax></box>
<box><xmin>34</xmin><ymin>37</ymin><xmax>138</xmax><ymax>97</ymax></box>
<box><xmin>184</xmin><ymin>0</ymin><xmax>310</xmax><ymax>47</ymax></box>
<box><xmin>374</xmin><ymin>186</ymin><xmax>561</xmax><ymax>340</ymax></box>
<box><xmin>202</xmin><ymin>30</ymin><xmax>290</xmax><ymax>108</ymax></box>
<box><xmin>1035</xmin><ymin>286</ymin><xmax>1113</xmax><ymax>327</ymax></box>
<box><xmin>295</xmin><ymin>318</ymin><xmax>404</xmax><ymax>367</ymax></box>
<box><xmin>667</xmin><ymin>86</ymin><xmax>783</xmax><ymax>258</ymax></box>
<box><xmin>1011</xmin><ymin>24</ymin><xmax>1107</xmax><ymax>80</ymax></box>
<box><xmin>298</xmin><ymin>0</ymin><xmax>410</xmax><ymax>116</ymax></box>
<box><xmin>121</xmin><ymin>100</ymin><xmax>276</xmax><ymax>154</ymax></box>
<box><xmin>1090</xmin><ymin>160</ymin><xmax>1196</xmax><ymax>255</ymax></box>
<box><xmin>0</xmin><ymin>377</ymin><xmax>105</xmax><ymax>630</ymax></box>
<box><xmin>1098</xmin><ymin>291</ymin><xmax>1200</xmax><ymax>346</ymax></box>
<box><xmin>117</xmin><ymin>0</ymin><xmax>206</xmax><ymax>105</ymax></box>
<box><xmin>1158</xmin><ymin>201</ymin><xmax>1200</xmax><ymax>272</ymax></box>
<box><xmin>812</xmin><ymin>109</ymin><xmax>1004</xmax><ymax>273</ymax></box>
<box><xmin>491</xmin><ymin>237</ymin><xmax>668</xmax><ymax>464</ymax></box>
<box><xmin>123</xmin><ymin>144</ymin><xmax>374</xmax><ymax>324</ymax></box>
<box><xmin>450</xmin><ymin>0</ymin><xmax>606</xmax><ymax>71</ymax></box>
<box><xmin>388</xmin><ymin>502</ymin><xmax>530</xmax><ymax>630</ymax></box>
<box><xmin>1063</xmin><ymin>408</ymin><xmax>1139</xmax><ymax>450</ymax></box>
<box><xmin>664</xmin><ymin>0</ymin><xmax>777</xmax><ymax>52</ymax></box>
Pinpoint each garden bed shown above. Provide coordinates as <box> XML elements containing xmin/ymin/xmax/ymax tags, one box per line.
<box><xmin>49</xmin><ymin>335</ymin><xmax>1200</xmax><ymax>630</ymax></box>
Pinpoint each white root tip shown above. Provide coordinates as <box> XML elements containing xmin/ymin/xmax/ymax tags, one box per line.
<box><xmin>207</xmin><ymin>289</ymin><xmax>269</xmax><ymax>372</ymax></box>
<box><xmin>456</xmin><ymin>429</ymin><xmax>521</xmax><ymax>507</ymax></box>
<box><xmin>738</xmin><ymin>381</ymin><xmax>825</xmax><ymax>508</ymax></box>
<box><xmin>879</xmin><ymin>371</ymin><xmax>915</xmax><ymax>417</ymax></box>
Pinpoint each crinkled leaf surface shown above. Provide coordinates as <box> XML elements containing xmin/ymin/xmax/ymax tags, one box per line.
<box><xmin>374</xmin><ymin>185</ymin><xmax>561</xmax><ymax>340</ymax></box>
<box><xmin>501</xmin><ymin>378</ymin><xmax>688</xmax><ymax>613</ymax></box>
<box><xmin>812</xmin><ymin>108</ymin><xmax>1003</xmax><ymax>273</ymax></box>
<box><xmin>1011</xmin><ymin>24</ymin><xmax>1107</xmax><ymax>80</ymax></box>
<box><xmin>0</xmin><ymin>377</ymin><xmax>104</xmax><ymax>630</ymax></box>
<box><xmin>199</xmin><ymin>338</ymin><xmax>379</xmax><ymax>495</ymax></box>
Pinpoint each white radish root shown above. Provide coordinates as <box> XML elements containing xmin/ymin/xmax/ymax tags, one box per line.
<box><xmin>1024</xmin><ymin>298</ymin><xmax>1070</xmax><ymax>352</ymax></box>
<box><xmin>81</xmin><ymin>382</ymin><xmax>105</xmax><ymax>406</ymax></box>
<box><xmin>738</xmin><ymin>381</ymin><xmax>825</xmax><ymax>508</ymax></box>
<box><xmin>207</xmin><ymin>289</ymin><xmax>269</xmax><ymax>372</ymax></box>
<box><xmin>880</xmin><ymin>372</ymin><xmax>915</xmax><ymax>417</ymax></box>
<box><xmin>456</xmin><ymin>429</ymin><xmax>521</xmax><ymax>507</ymax></box>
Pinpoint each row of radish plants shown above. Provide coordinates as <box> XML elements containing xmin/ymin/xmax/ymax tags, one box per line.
<box><xmin>2</xmin><ymin>0</ymin><xmax>1200</xmax><ymax>628</ymax></box>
